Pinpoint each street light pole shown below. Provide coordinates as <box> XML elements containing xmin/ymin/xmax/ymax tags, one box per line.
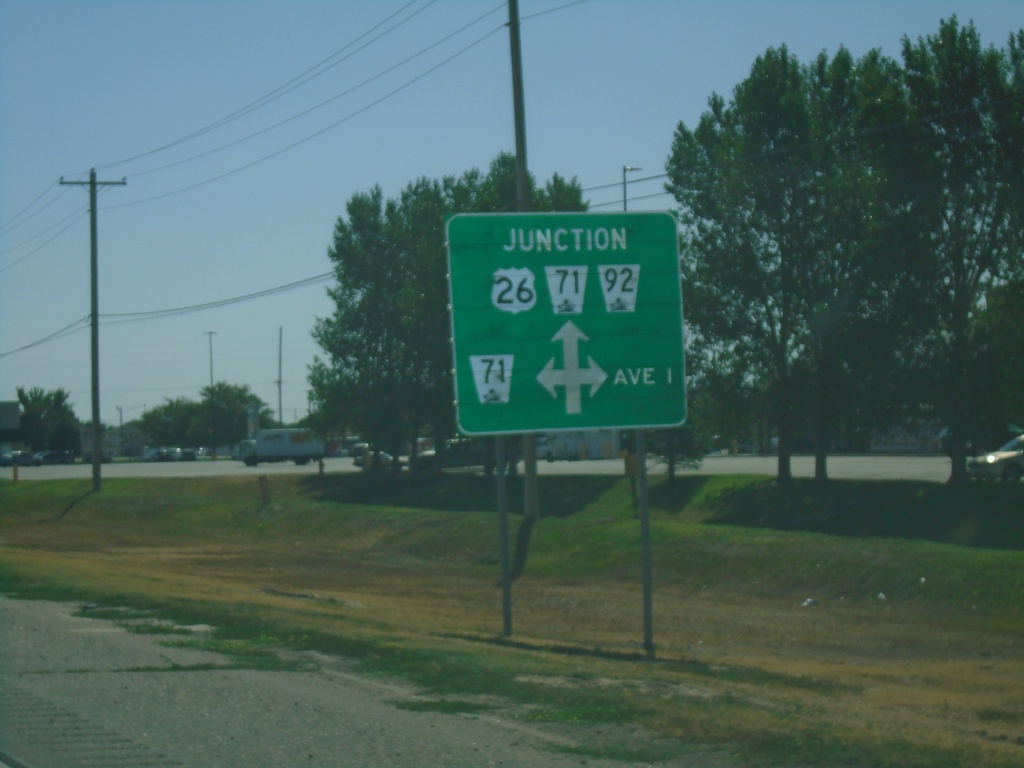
<box><xmin>205</xmin><ymin>331</ymin><xmax>216</xmax><ymax>456</ymax></box>
<box><xmin>205</xmin><ymin>331</ymin><xmax>216</xmax><ymax>388</ymax></box>
<box><xmin>623</xmin><ymin>165</ymin><xmax>642</xmax><ymax>211</ymax></box>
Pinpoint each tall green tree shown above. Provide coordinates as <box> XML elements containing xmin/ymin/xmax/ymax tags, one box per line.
<box><xmin>892</xmin><ymin>19</ymin><xmax>1024</xmax><ymax>482</ymax></box>
<box><xmin>668</xmin><ymin>46</ymin><xmax>824</xmax><ymax>483</ymax></box>
<box><xmin>16</xmin><ymin>386</ymin><xmax>81</xmax><ymax>453</ymax></box>
<box><xmin>138</xmin><ymin>386</ymin><xmax>273</xmax><ymax>448</ymax></box>
<box><xmin>311</xmin><ymin>186</ymin><xmax>408</xmax><ymax>460</ymax></box>
<box><xmin>668</xmin><ymin>20</ymin><xmax>1022</xmax><ymax>484</ymax></box>
<box><xmin>797</xmin><ymin>47</ymin><xmax>912</xmax><ymax>480</ymax></box>
<box><xmin>196</xmin><ymin>382</ymin><xmax>275</xmax><ymax>448</ymax></box>
<box><xmin>310</xmin><ymin>153</ymin><xmax>586</xmax><ymax>462</ymax></box>
<box><xmin>391</xmin><ymin>177</ymin><xmax>457</xmax><ymax>452</ymax></box>
<box><xmin>969</xmin><ymin>281</ymin><xmax>1024</xmax><ymax>446</ymax></box>
<box><xmin>138</xmin><ymin>397</ymin><xmax>201</xmax><ymax>448</ymax></box>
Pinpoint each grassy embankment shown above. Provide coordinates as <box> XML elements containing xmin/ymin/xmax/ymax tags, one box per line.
<box><xmin>1</xmin><ymin>471</ymin><xmax>1023</xmax><ymax>767</ymax></box>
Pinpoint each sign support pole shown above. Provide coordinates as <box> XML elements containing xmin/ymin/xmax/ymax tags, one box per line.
<box><xmin>637</xmin><ymin>428</ymin><xmax>654</xmax><ymax>657</ymax></box>
<box><xmin>495</xmin><ymin>437</ymin><xmax>513</xmax><ymax>637</ymax></box>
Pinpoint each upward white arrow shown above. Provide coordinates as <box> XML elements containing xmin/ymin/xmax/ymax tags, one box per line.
<box><xmin>536</xmin><ymin>320</ymin><xmax>607</xmax><ymax>415</ymax></box>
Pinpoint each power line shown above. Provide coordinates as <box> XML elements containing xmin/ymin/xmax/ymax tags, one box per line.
<box><xmin>0</xmin><ymin>181</ymin><xmax>64</xmax><ymax>236</ymax></box>
<box><xmin>123</xmin><ymin>2</ymin><xmax>506</xmax><ymax>182</ymax></box>
<box><xmin>88</xmin><ymin>0</ymin><xmax>436</xmax><ymax>175</ymax></box>
<box><xmin>106</xmin><ymin>23</ymin><xmax>508</xmax><ymax>210</ymax></box>
<box><xmin>582</xmin><ymin>171</ymin><xmax>666</xmax><ymax>195</ymax></box>
<box><xmin>5</xmin><ymin>6</ymin><xmax>1019</xmax><ymax>279</ymax></box>
<box><xmin>0</xmin><ymin>270</ymin><xmax>335</xmax><ymax>359</ymax></box>
<box><xmin>0</xmin><ymin>208</ymin><xmax>89</xmax><ymax>272</ymax></box>
<box><xmin>102</xmin><ymin>272</ymin><xmax>334</xmax><ymax>323</ymax></box>
<box><xmin>521</xmin><ymin>0</ymin><xmax>592</xmax><ymax>21</ymax></box>
<box><xmin>0</xmin><ymin>315</ymin><xmax>90</xmax><ymax>359</ymax></box>
<box><xmin>2</xmin><ymin>4</ymin><xmax>506</xmax><ymax>267</ymax></box>
<box><xmin>589</xmin><ymin>189</ymin><xmax>677</xmax><ymax>210</ymax></box>
<box><xmin>92</xmin><ymin>0</ymin><xmax>570</xmax><ymax>180</ymax></box>
<box><xmin>4</xmin><ymin>2</ymin><xmax>464</xmax><ymax>243</ymax></box>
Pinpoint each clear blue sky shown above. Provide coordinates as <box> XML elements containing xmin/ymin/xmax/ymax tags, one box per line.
<box><xmin>2</xmin><ymin>0</ymin><xmax>1020</xmax><ymax>433</ymax></box>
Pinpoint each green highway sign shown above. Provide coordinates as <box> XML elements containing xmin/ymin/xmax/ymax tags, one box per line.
<box><xmin>447</xmin><ymin>212</ymin><xmax>685</xmax><ymax>435</ymax></box>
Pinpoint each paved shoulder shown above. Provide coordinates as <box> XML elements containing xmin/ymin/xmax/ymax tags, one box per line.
<box><xmin>1</xmin><ymin>596</ymin><xmax>692</xmax><ymax>767</ymax></box>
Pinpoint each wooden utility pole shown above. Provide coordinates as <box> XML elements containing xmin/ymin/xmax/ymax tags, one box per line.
<box><xmin>508</xmin><ymin>0</ymin><xmax>529</xmax><ymax>214</ymax></box>
<box><xmin>507</xmin><ymin>0</ymin><xmax>540</xmax><ymax>533</ymax></box>
<box><xmin>60</xmin><ymin>169</ymin><xmax>126</xmax><ymax>492</ymax></box>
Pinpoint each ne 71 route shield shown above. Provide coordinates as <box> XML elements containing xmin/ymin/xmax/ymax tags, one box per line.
<box><xmin>447</xmin><ymin>212</ymin><xmax>685</xmax><ymax>435</ymax></box>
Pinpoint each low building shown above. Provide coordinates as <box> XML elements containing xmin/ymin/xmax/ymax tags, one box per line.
<box><xmin>0</xmin><ymin>401</ymin><xmax>25</xmax><ymax>453</ymax></box>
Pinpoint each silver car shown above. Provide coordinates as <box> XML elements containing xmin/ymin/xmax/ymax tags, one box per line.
<box><xmin>966</xmin><ymin>435</ymin><xmax>1024</xmax><ymax>481</ymax></box>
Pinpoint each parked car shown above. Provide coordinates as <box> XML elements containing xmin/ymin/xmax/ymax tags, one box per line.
<box><xmin>1</xmin><ymin>451</ymin><xmax>37</xmax><ymax>467</ymax></box>
<box><xmin>536</xmin><ymin>435</ymin><xmax>554</xmax><ymax>461</ymax></box>
<box><xmin>354</xmin><ymin>450</ymin><xmax>403</xmax><ymax>470</ymax></box>
<box><xmin>33</xmin><ymin>450</ymin><xmax>74</xmax><ymax>465</ymax></box>
<box><xmin>966</xmin><ymin>435</ymin><xmax>1024</xmax><ymax>481</ymax></box>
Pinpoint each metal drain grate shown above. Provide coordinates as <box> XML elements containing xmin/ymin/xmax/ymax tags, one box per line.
<box><xmin>0</xmin><ymin>684</ymin><xmax>184</xmax><ymax>768</ymax></box>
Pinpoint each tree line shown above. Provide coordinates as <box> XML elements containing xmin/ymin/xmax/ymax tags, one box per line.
<box><xmin>668</xmin><ymin>17</ymin><xmax>1023</xmax><ymax>483</ymax></box>
<box><xmin>311</xmin><ymin>18</ymin><xmax>1021</xmax><ymax>484</ymax></box>
<box><xmin>134</xmin><ymin>383</ymin><xmax>278</xmax><ymax>450</ymax></box>
<box><xmin>308</xmin><ymin>153</ymin><xmax>586</xmax><ymax>466</ymax></box>
<box><xmin>12</xmin><ymin>383</ymin><xmax>278</xmax><ymax>455</ymax></box>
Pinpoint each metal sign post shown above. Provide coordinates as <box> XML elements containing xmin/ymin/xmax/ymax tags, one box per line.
<box><xmin>636</xmin><ymin>428</ymin><xmax>654</xmax><ymax>657</ymax></box>
<box><xmin>495</xmin><ymin>437</ymin><xmax>513</xmax><ymax>637</ymax></box>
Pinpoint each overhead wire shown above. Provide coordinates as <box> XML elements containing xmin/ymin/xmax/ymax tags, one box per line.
<box><xmin>123</xmin><ymin>2</ymin><xmax>507</xmax><ymax>181</ymax></box>
<box><xmin>1</xmin><ymin>183</ymin><xmax>123</xmax><ymax>270</ymax></box>
<box><xmin>0</xmin><ymin>208</ymin><xmax>90</xmax><ymax>273</ymax></box>
<box><xmin>90</xmin><ymin>0</ymin><xmax>436</xmax><ymax>174</ymax></box>
<box><xmin>0</xmin><ymin>270</ymin><xmax>335</xmax><ymax>359</ymax></box>
<box><xmin>521</xmin><ymin>0</ymin><xmax>592</xmax><ymax>21</ymax></box>
<box><xmin>1</xmin><ymin>0</ymin><xmax>455</xmax><ymax>264</ymax></box>
<box><xmin>101</xmin><ymin>272</ymin><xmax>335</xmax><ymax>323</ymax></box>
<box><xmin>6</xmin><ymin>1</ymin><xmax>1019</xmax><ymax>363</ymax></box>
<box><xmin>1</xmin><ymin>1</ymin><xmax>516</xmax><ymax>361</ymax></box>
<box><xmin>106</xmin><ymin>21</ymin><xmax>509</xmax><ymax>209</ymax></box>
<box><xmin>8</xmin><ymin>3</ymin><xmax>1020</xmax><ymax>247</ymax></box>
<box><xmin>0</xmin><ymin>1</ymin><xmax>620</xmax><ymax>260</ymax></box>
<box><xmin>0</xmin><ymin>315</ymin><xmax>91</xmax><ymax>359</ymax></box>
<box><xmin>0</xmin><ymin>181</ymin><xmax>64</xmax><ymax>236</ymax></box>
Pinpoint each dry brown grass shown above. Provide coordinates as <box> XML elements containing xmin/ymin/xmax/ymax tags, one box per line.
<box><xmin>2</xmin><ymin>482</ymin><xmax>1023</xmax><ymax>767</ymax></box>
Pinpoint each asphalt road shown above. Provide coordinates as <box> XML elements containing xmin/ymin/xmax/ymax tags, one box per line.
<box><xmin>0</xmin><ymin>596</ymin><xmax>700</xmax><ymax>768</ymax></box>
<box><xmin>5</xmin><ymin>453</ymin><xmax>953</xmax><ymax>483</ymax></box>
